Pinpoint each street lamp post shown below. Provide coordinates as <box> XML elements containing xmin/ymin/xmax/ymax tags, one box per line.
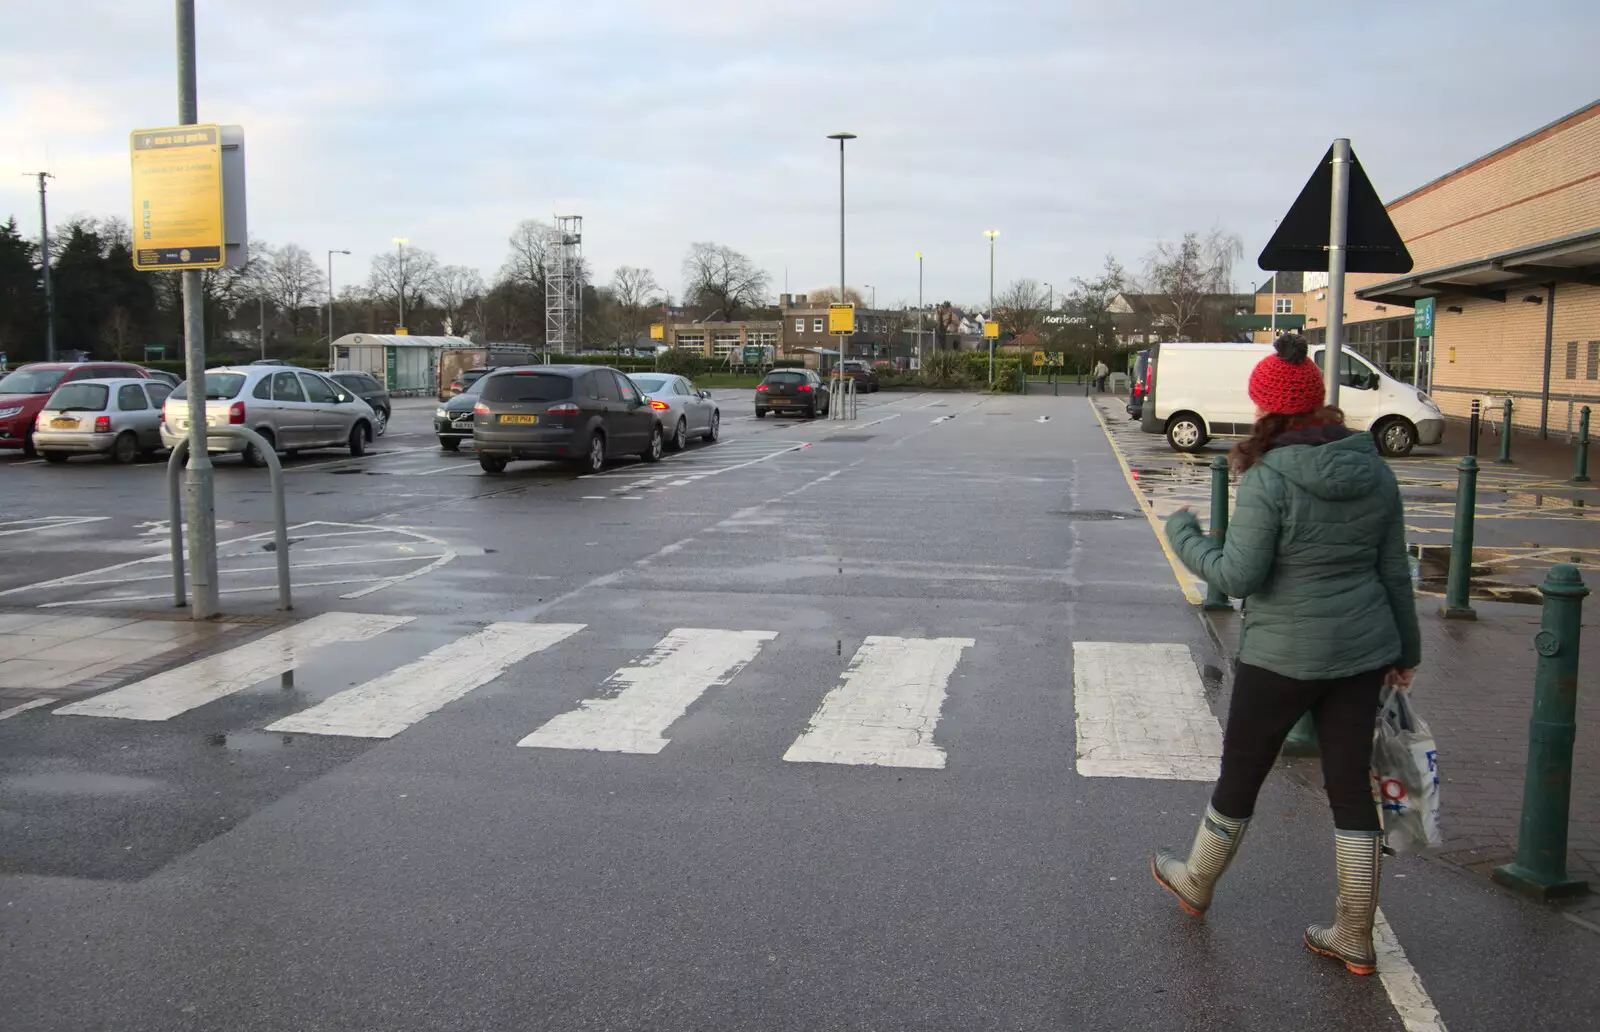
<box><xmin>985</xmin><ymin>230</ymin><xmax>999</xmax><ymax>384</ymax></box>
<box><xmin>827</xmin><ymin>133</ymin><xmax>855</xmax><ymax>388</ymax></box>
<box><xmin>327</xmin><ymin>249</ymin><xmax>350</xmax><ymax>367</ymax></box>
<box><xmin>393</xmin><ymin>237</ymin><xmax>409</xmax><ymax>331</ymax></box>
<box><xmin>915</xmin><ymin>253</ymin><xmax>924</xmax><ymax>368</ymax></box>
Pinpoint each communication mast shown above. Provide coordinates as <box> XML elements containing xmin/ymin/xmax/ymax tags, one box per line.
<box><xmin>546</xmin><ymin>215</ymin><xmax>583</xmax><ymax>354</ymax></box>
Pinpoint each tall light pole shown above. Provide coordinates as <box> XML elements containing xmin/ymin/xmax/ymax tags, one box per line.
<box><xmin>393</xmin><ymin>237</ymin><xmax>408</xmax><ymax>331</ymax></box>
<box><xmin>915</xmin><ymin>253</ymin><xmax>924</xmax><ymax>368</ymax></box>
<box><xmin>25</xmin><ymin>172</ymin><xmax>57</xmax><ymax>361</ymax></box>
<box><xmin>827</xmin><ymin>132</ymin><xmax>854</xmax><ymax>383</ymax></box>
<box><xmin>865</xmin><ymin>284</ymin><xmax>876</xmax><ymax>309</ymax></box>
<box><xmin>985</xmin><ymin>230</ymin><xmax>999</xmax><ymax>384</ymax></box>
<box><xmin>327</xmin><ymin>249</ymin><xmax>350</xmax><ymax>366</ymax></box>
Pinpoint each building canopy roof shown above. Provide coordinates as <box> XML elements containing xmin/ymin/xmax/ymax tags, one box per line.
<box><xmin>1355</xmin><ymin>227</ymin><xmax>1600</xmax><ymax>306</ymax></box>
<box><xmin>333</xmin><ymin>334</ymin><xmax>475</xmax><ymax>348</ymax></box>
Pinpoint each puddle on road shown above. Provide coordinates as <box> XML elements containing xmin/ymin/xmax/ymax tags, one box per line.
<box><xmin>1408</xmin><ymin>543</ymin><xmax>1552</xmax><ymax>605</ymax></box>
<box><xmin>5</xmin><ymin>771</ymin><xmax>166</xmax><ymax>795</ymax></box>
<box><xmin>204</xmin><ymin>731</ymin><xmax>295</xmax><ymax>752</ymax></box>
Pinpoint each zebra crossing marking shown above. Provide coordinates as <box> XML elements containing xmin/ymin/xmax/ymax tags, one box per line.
<box><xmin>53</xmin><ymin>612</ymin><xmax>412</xmax><ymax>722</ymax></box>
<box><xmin>1072</xmin><ymin>641</ymin><xmax>1221</xmax><ymax>780</ymax></box>
<box><xmin>518</xmin><ymin>628</ymin><xmax>777</xmax><ymax>754</ymax></box>
<box><xmin>783</xmin><ymin>635</ymin><xmax>975</xmax><ymax>769</ymax></box>
<box><xmin>266</xmin><ymin>622</ymin><xmax>586</xmax><ymax>739</ymax></box>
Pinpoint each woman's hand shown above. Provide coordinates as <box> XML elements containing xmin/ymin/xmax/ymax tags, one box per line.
<box><xmin>1384</xmin><ymin>668</ymin><xmax>1415</xmax><ymax>692</ymax></box>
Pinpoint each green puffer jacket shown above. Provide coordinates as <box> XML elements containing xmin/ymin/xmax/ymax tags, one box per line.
<box><xmin>1165</xmin><ymin>427</ymin><xmax>1421</xmax><ymax>681</ymax></box>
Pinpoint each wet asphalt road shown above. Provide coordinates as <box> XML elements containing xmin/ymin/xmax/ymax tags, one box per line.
<box><xmin>2</xmin><ymin>392</ymin><xmax>1597</xmax><ymax>1031</ymax></box>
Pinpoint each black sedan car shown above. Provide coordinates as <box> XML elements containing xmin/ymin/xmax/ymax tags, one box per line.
<box><xmin>326</xmin><ymin>370</ymin><xmax>393</xmax><ymax>437</ymax></box>
<box><xmin>755</xmin><ymin>369</ymin><xmax>831</xmax><ymax>418</ymax></box>
<box><xmin>433</xmin><ymin>376</ymin><xmax>484</xmax><ymax>450</ymax></box>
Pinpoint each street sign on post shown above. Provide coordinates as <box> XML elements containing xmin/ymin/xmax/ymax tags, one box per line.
<box><xmin>1033</xmin><ymin>351</ymin><xmax>1046</xmax><ymax>367</ymax></box>
<box><xmin>130</xmin><ymin>124</ymin><xmax>226</xmax><ymax>270</ymax></box>
<box><xmin>650</xmin><ymin>323</ymin><xmax>664</xmax><ymax>341</ymax></box>
<box><xmin>742</xmin><ymin>345</ymin><xmax>763</xmax><ymax>365</ymax></box>
<box><xmin>1414</xmin><ymin>297</ymin><xmax>1435</xmax><ymax>337</ymax></box>
<box><xmin>983</xmin><ymin>321</ymin><xmax>999</xmax><ymax>339</ymax></box>
<box><xmin>828</xmin><ymin>303</ymin><xmax>855</xmax><ymax>335</ymax></box>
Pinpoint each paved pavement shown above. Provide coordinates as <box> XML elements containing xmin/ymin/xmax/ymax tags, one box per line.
<box><xmin>2</xmin><ymin>390</ymin><xmax>1598</xmax><ymax>1030</ymax></box>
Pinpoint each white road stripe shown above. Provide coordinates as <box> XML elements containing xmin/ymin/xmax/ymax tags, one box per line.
<box><xmin>53</xmin><ymin>612</ymin><xmax>411</xmax><ymax>721</ymax></box>
<box><xmin>1374</xmin><ymin>908</ymin><xmax>1450</xmax><ymax>1031</ymax></box>
<box><xmin>0</xmin><ymin>516</ymin><xmax>111</xmax><ymax>537</ymax></box>
<box><xmin>782</xmin><ymin>635</ymin><xmax>974</xmax><ymax>769</ymax></box>
<box><xmin>267</xmin><ymin>622</ymin><xmax>585</xmax><ymax>738</ymax></box>
<box><xmin>518</xmin><ymin>628</ymin><xmax>777</xmax><ymax>754</ymax></box>
<box><xmin>0</xmin><ymin>698</ymin><xmax>52</xmax><ymax>721</ymax></box>
<box><xmin>1071</xmin><ymin>642</ymin><xmax>1222</xmax><ymax>780</ymax></box>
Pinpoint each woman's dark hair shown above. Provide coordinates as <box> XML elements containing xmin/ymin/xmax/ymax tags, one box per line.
<box><xmin>1232</xmin><ymin>405</ymin><xmax>1345</xmax><ymax>473</ymax></box>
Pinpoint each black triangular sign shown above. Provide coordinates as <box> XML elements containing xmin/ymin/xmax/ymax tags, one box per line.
<box><xmin>1258</xmin><ymin>144</ymin><xmax>1413</xmax><ymax>274</ymax></box>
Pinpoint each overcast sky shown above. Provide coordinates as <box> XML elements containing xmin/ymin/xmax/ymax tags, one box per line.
<box><xmin>2</xmin><ymin>1</ymin><xmax>1595</xmax><ymax>307</ymax></box>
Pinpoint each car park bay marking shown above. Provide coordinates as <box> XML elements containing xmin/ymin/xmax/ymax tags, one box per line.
<box><xmin>518</xmin><ymin>628</ymin><xmax>778</xmax><ymax>754</ymax></box>
<box><xmin>1071</xmin><ymin>642</ymin><xmax>1222</xmax><ymax>781</ymax></box>
<box><xmin>0</xmin><ymin>516</ymin><xmax>110</xmax><ymax>537</ymax></box>
<box><xmin>268</xmin><ymin>622</ymin><xmax>585</xmax><ymax>738</ymax></box>
<box><xmin>54</xmin><ymin>612</ymin><xmax>412</xmax><ymax>722</ymax></box>
<box><xmin>783</xmin><ymin>636</ymin><xmax>974</xmax><ymax>769</ymax></box>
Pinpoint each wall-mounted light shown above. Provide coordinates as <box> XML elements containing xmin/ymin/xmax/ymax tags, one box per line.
<box><xmin>1446</xmin><ymin>305</ymin><xmax>1463</xmax><ymax>313</ymax></box>
<box><xmin>1521</xmin><ymin>294</ymin><xmax>1545</xmax><ymax>304</ymax></box>
<box><xmin>1374</xmin><ymin>304</ymin><xmax>1388</xmax><ymax>312</ymax></box>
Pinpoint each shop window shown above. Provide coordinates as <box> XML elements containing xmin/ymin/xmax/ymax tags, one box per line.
<box><xmin>1275</xmin><ymin>297</ymin><xmax>1293</xmax><ymax>315</ymax></box>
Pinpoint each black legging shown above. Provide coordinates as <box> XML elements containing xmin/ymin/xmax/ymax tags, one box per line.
<box><xmin>1211</xmin><ymin>663</ymin><xmax>1385</xmax><ymax>831</ymax></box>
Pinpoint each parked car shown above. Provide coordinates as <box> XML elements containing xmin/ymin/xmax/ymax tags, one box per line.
<box><xmin>160</xmin><ymin>365</ymin><xmax>378</xmax><ymax>466</ymax></box>
<box><xmin>1138</xmin><ymin>341</ymin><xmax>1444</xmax><ymax>457</ymax></box>
<box><xmin>0</xmin><ymin>361</ymin><xmax>155</xmax><ymax>457</ymax></box>
<box><xmin>472</xmin><ymin>365</ymin><xmax>667</xmax><ymax>475</ymax></box>
<box><xmin>838</xmin><ymin>361</ymin><xmax>880</xmax><ymax>393</ymax></box>
<box><xmin>1126</xmin><ymin>349</ymin><xmax>1150</xmax><ymax>420</ymax></box>
<box><xmin>326</xmin><ymin>370</ymin><xmax>392</xmax><ymax>436</ymax></box>
<box><xmin>442</xmin><ymin>367</ymin><xmax>491</xmax><ymax>400</ymax></box>
<box><xmin>143</xmin><ymin>368</ymin><xmax>182</xmax><ymax>388</ymax></box>
<box><xmin>755</xmin><ymin>369</ymin><xmax>831</xmax><ymax>419</ymax></box>
<box><xmin>433</xmin><ymin>376</ymin><xmax>485</xmax><ymax>451</ymax></box>
<box><xmin>627</xmin><ymin>373</ymin><xmax>721</xmax><ymax>450</ymax></box>
<box><xmin>32</xmin><ymin>378</ymin><xmax>173</xmax><ymax>464</ymax></box>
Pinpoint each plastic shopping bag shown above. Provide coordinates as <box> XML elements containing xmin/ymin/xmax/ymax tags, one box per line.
<box><xmin>1371</xmin><ymin>688</ymin><xmax>1443</xmax><ymax>852</ymax></box>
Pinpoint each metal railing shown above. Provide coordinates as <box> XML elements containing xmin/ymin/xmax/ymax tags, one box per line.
<box><xmin>167</xmin><ymin>425</ymin><xmax>292</xmax><ymax>612</ymax></box>
<box><xmin>829</xmin><ymin>375</ymin><xmax>858</xmax><ymax>420</ymax></box>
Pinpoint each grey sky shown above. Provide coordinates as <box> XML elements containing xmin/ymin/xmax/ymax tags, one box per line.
<box><xmin>2</xmin><ymin>1</ymin><xmax>1595</xmax><ymax>307</ymax></box>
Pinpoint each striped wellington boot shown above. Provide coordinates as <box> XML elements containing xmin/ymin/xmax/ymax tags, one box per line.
<box><xmin>1305</xmin><ymin>829</ymin><xmax>1383</xmax><ymax>975</ymax></box>
<box><xmin>1151</xmin><ymin>806</ymin><xmax>1250</xmax><ymax>916</ymax></box>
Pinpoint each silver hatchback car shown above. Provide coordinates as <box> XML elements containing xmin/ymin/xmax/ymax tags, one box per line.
<box><xmin>161</xmin><ymin>365</ymin><xmax>377</xmax><ymax>466</ymax></box>
<box><xmin>33</xmin><ymin>378</ymin><xmax>173</xmax><ymax>464</ymax></box>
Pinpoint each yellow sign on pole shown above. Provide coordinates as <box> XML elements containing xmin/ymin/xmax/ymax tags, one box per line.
<box><xmin>983</xmin><ymin>320</ymin><xmax>1000</xmax><ymax>339</ymax></box>
<box><xmin>394</xmin><ymin>328</ymin><xmax>409</xmax><ymax>336</ymax></box>
<box><xmin>649</xmin><ymin>322</ymin><xmax>665</xmax><ymax>341</ymax></box>
<box><xmin>129</xmin><ymin>124</ymin><xmax>226</xmax><ymax>270</ymax></box>
<box><xmin>828</xmin><ymin>303</ymin><xmax>855</xmax><ymax>336</ymax></box>
<box><xmin>1032</xmin><ymin>350</ymin><xmax>1046</xmax><ymax>367</ymax></box>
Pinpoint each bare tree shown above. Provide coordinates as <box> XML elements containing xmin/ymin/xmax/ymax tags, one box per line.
<box><xmin>996</xmin><ymin>278</ymin><xmax>1052</xmax><ymax>338</ymax></box>
<box><xmin>804</xmin><ymin>286</ymin><xmax>867</xmax><ymax>306</ymax></box>
<box><xmin>368</xmin><ymin>247</ymin><xmax>440</xmax><ymax>328</ymax></box>
<box><xmin>99</xmin><ymin>306</ymin><xmax>138</xmax><ymax>360</ymax></box>
<box><xmin>1145</xmin><ymin>229</ymin><xmax>1243</xmax><ymax>341</ymax></box>
<box><xmin>610</xmin><ymin>266</ymin><xmax>661</xmax><ymax>350</ymax></box>
<box><xmin>501</xmin><ymin>219</ymin><xmax>557</xmax><ymax>288</ymax></box>
<box><xmin>1066</xmin><ymin>254</ymin><xmax>1129</xmax><ymax>367</ymax></box>
<box><xmin>682</xmin><ymin>242</ymin><xmax>770</xmax><ymax>320</ymax></box>
<box><xmin>434</xmin><ymin>265</ymin><xmax>486</xmax><ymax>337</ymax></box>
<box><xmin>256</xmin><ymin>243</ymin><xmax>324</xmax><ymax>336</ymax></box>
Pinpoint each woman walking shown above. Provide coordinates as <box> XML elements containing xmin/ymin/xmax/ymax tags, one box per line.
<box><xmin>1150</xmin><ymin>334</ymin><xmax>1420</xmax><ymax>975</ymax></box>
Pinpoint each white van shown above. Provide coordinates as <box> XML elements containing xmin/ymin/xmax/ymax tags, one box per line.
<box><xmin>1138</xmin><ymin>342</ymin><xmax>1444</xmax><ymax>457</ymax></box>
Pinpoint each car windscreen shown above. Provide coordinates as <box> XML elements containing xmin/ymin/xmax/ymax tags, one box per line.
<box><xmin>169</xmin><ymin>373</ymin><xmax>248</xmax><ymax>401</ymax></box>
<box><xmin>46</xmin><ymin>383</ymin><xmax>110</xmax><ymax>411</ymax></box>
<box><xmin>0</xmin><ymin>368</ymin><xmax>68</xmax><ymax>394</ymax></box>
<box><xmin>764</xmin><ymin>372</ymin><xmax>807</xmax><ymax>385</ymax></box>
<box><xmin>481</xmin><ymin>372</ymin><xmax>573</xmax><ymax>403</ymax></box>
<box><xmin>630</xmin><ymin>375</ymin><xmax>671</xmax><ymax>393</ymax></box>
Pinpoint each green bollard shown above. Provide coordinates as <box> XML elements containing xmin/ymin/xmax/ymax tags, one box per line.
<box><xmin>1492</xmin><ymin>564</ymin><xmax>1590</xmax><ymax>900</ymax></box>
<box><xmin>1442</xmin><ymin>455</ymin><xmax>1479</xmax><ymax>620</ymax></box>
<box><xmin>1203</xmin><ymin>456</ymin><xmax>1232</xmax><ymax>611</ymax></box>
<box><xmin>1574</xmin><ymin>406</ymin><xmax>1591</xmax><ymax>484</ymax></box>
<box><xmin>1496</xmin><ymin>398</ymin><xmax>1514</xmax><ymax>464</ymax></box>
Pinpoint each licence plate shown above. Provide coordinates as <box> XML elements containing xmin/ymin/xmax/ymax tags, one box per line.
<box><xmin>499</xmin><ymin>414</ymin><xmax>538</xmax><ymax>425</ymax></box>
<box><xmin>50</xmin><ymin>417</ymin><xmax>80</xmax><ymax>429</ymax></box>
<box><xmin>770</xmin><ymin>398</ymin><xmax>791</xmax><ymax>405</ymax></box>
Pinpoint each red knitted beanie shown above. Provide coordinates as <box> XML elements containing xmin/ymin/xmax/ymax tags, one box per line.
<box><xmin>1248</xmin><ymin>334</ymin><xmax>1324</xmax><ymax>415</ymax></box>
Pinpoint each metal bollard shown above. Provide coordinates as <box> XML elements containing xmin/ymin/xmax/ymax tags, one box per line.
<box><xmin>1496</xmin><ymin>397</ymin><xmax>1514</xmax><ymax>464</ymax></box>
<box><xmin>1442</xmin><ymin>455</ymin><xmax>1479</xmax><ymax>620</ymax></box>
<box><xmin>1574</xmin><ymin>406</ymin><xmax>1591</xmax><ymax>484</ymax></box>
<box><xmin>1468</xmin><ymin>399</ymin><xmax>1481</xmax><ymax>458</ymax></box>
<box><xmin>1203</xmin><ymin>456</ymin><xmax>1232</xmax><ymax>611</ymax></box>
<box><xmin>1492</xmin><ymin>564</ymin><xmax>1590</xmax><ymax>900</ymax></box>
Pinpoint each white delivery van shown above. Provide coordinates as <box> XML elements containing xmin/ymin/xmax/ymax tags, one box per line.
<box><xmin>1138</xmin><ymin>341</ymin><xmax>1445</xmax><ymax>457</ymax></box>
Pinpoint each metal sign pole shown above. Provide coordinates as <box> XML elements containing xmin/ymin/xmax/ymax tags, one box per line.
<box><xmin>1324</xmin><ymin>138</ymin><xmax>1351</xmax><ymax>409</ymax></box>
<box><xmin>176</xmin><ymin>0</ymin><xmax>218</xmax><ymax>618</ymax></box>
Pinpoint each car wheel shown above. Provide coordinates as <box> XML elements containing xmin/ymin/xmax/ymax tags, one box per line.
<box><xmin>640</xmin><ymin>425</ymin><xmax>664</xmax><ymax>463</ymax></box>
<box><xmin>479</xmin><ymin>455</ymin><xmax>508</xmax><ymax>475</ymax></box>
<box><xmin>244</xmin><ymin>429</ymin><xmax>276</xmax><ymax>467</ymax></box>
<box><xmin>349</xmin><ymin>422</ymin><xmax>369</xmax><ymax>457</ymax></box>
<box><xmin>579</xmin><ymin>431</ymin><xmax>606</xmax><ymax>474</ymax></box>
<box><xmin>706</xmin><ymin>410</ymin><xmax>721</xmax><ymax>442</ymax></box>
<box><xmin>755</xmin><ymin>409</ymin><xmax>767</xmax><ymax>419</ymax></box>
<box><xmin>109</xmin><ymin>431</ymin><xmax>139</xmax><ymax>465</ymax></box>
<box><xmin>1373</xmin><ymin>417</ymin><xmax>1417</xmax><ymax>458</ymax></box>
<box><xmin>1165</xmin><ymin>413</ymin><xmax>1208</xmax><ymax>453</ymax></box>
<box><xmin>373</xmin><ymin>407</ymin><xmax>389</xmax><ymax>437</ymax></box>
<box><xmin>439</xmin><ymin>436</ymin><xmax>461</xmax><ymax>452</ymax></box>
<box><xmin>669</xmin><ymin>418</ymin><xmax>688</xmax><ymax>452</ymax></box>
<box><xmin>22</xmin><ymin>433</ymin><xmax>36</xmax><ymax>458</ymax></box>
<box><xmin>41</xmin><ymin>451</ymin><xmax>69</xmax><ymax>464</ymax></box>
<box><xmin>806</xmin><ymin>405</ymin><xmax>818</xmax><ymax>419</ymax></box>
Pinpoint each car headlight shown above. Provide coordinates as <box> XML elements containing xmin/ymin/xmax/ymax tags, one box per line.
<box><xmin>1416</xmin><ymin>390</ymin><xmax>1439</xmax><ymax>410</ymax></box>
<box><xmin>436</xmin><ymin>407</ymin><xmax>448</xmax><ymax>418</ymax></box>
<box><xmin>0</xmin><ymin>406</ymin><xmax>22</xmax><ymax>419</ymax></box>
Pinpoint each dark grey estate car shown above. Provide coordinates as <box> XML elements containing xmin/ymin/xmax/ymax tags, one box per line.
<box><xmin>472</xmin><ymin>365</ymin><xmax>667</xmax><ymax>475</ymax></box>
